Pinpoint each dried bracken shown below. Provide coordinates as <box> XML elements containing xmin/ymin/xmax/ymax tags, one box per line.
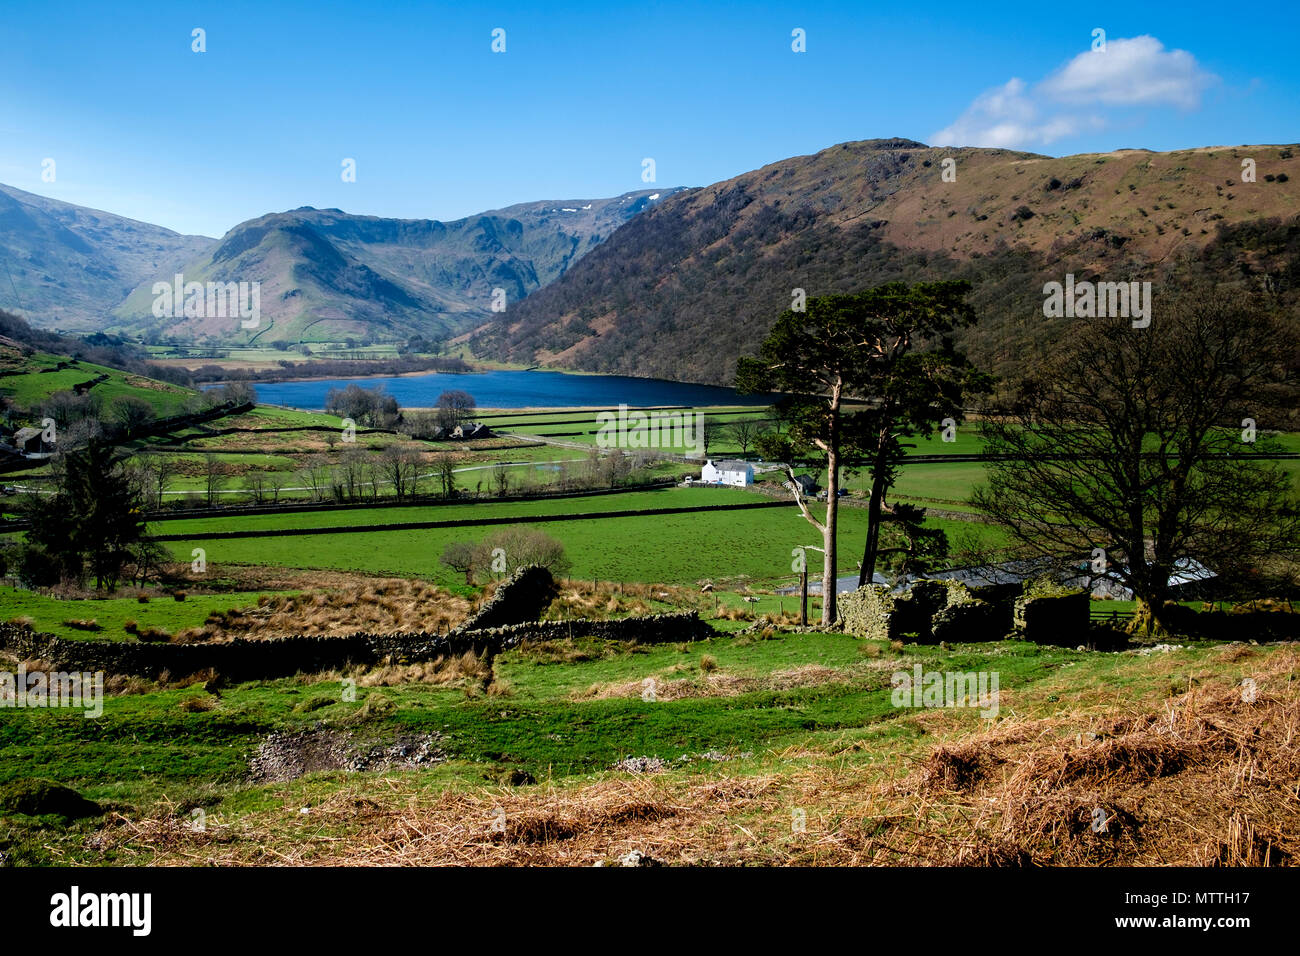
<box><xmin>90</xmin><ymin>648</ymin><xmax>1300</xmax><ymax>867</ymax></box>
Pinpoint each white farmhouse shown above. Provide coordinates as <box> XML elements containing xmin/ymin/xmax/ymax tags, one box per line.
<box><xmin>700</xmin><ymin>459</ymin><xmax>753</xmax><ymax>487</ymax></box>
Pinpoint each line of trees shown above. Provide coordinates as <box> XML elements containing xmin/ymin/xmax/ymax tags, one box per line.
<box><xmin>739</xmin><ymin>278</ymin><xmax>1297</xmax><ymax>634</ymax></box>
<box><xmin>324</xmin><ymin>384</ymin><xmax>401</xmax><ymax>428</ymax></box>
<box><xmin>24</xmin><ymin>381</ymin><xmax>256</xmax><ymax>453</ymax></box>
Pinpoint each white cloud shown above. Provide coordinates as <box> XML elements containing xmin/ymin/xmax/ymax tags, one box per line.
<box><xmin>931</xmin><ymin>35</ymin><xmax>1217</xmax><ymax>149</ymax></box>
<box><xmin>931</xmin><ymin>78</ymin><xmax>1092</xmax><ymax>149</ymax></box>
<box><xmin>1041</xmin><ymin>36</ymin><xmax>1215</xmax><ymax>109</ymax></box>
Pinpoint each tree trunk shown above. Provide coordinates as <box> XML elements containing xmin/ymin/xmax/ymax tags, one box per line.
<box><xmin>858</xmin><ymin>452</ymin><xmax>889</xmax><ymax>589</ymax></box>
<box><xmin>1129</xmin><ymin>591</ymin><xmax>1172</xmax><ymax>636</ymax></box>
<box><xmin>822</xmin><ymin>446</ymin><xmax>839</xmax><ymax>625</ymax></box>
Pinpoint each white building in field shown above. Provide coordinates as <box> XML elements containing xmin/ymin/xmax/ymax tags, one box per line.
<box><xmin>700</xmin><ymin>459</ymin><xmax>753</xmax><ymax>487</ymax></box>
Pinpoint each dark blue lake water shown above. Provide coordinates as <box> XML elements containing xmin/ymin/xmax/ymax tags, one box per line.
<box><xmin>243</xmin><ymin>370</ymin><xmax>770</xmax><ymax>410</ymax></box>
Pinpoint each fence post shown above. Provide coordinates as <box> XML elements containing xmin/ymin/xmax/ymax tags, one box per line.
<box><xmin>800</xmin><ymin>568</ymin><xmax>808</xmax><ymax>626</ymax></box>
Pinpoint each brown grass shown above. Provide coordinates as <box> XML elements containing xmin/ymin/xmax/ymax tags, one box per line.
<box><xmin>577</xmin><ymin>663</ymin><xmax>859</xmax><ymax>702</ymax></box>
<box><xmin>541</xmin><ymin>580</ymin><xmax>699</xmax><ymax>621</ymax></box>
<box><xmin>357</xmin><ymin>650</ymin><xmax>490</xmax><ymax>689</ymax></box>
<box><xmin>84</xmin><ymin>647</ymin><xmax>1300</xmax><ymax>868</ymax></box>
<box><xmin>900</xmin><ymin>650</ymin><xmax>1300</xmax><ymax>866</ymax></box>
<box><xmin>172</xmin><ymin>579</ymin><xmax>470</xmax><ymax>642</ymax></box>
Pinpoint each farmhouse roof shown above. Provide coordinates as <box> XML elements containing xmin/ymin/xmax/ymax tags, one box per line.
<box><xmin>921</xmin><ymin>555</ymin><xmax>1217</xmax><ymax>591</ymax></box>
<box><xmin>1097</xmin><ymin>557</ymin><xmax>1218</xmax><ymax>587</ymax></box>
<box><xmin>710</xmin><ymin>459</ymin><xmax>751</xmax><ymax>471</ymax></box>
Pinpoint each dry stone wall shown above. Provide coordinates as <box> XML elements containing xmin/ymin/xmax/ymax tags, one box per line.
<box><xmin>0</xmin><ymin>566</ymin><xmax>715</xmax><ymax>680</ymax></box>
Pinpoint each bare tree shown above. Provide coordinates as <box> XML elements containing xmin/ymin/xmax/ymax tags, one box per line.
<box><xmin>475</xmin><ymin>526</ymin><xmax>571</xmax><ymax>580</ymax></box>
<box><xmin>110</xmin><ymin>396</ymin><xmax>155</xmax><ymax>436</ymax></box>
<box><xmin>244</xmin><ymin>472</ymin><xmax>268</xmax><ymax>504</ymax></box>
<box><xmin>440</xmin><ymin>540</ymin><xmax>478</xmax><ymax>585</ymax></box>
<box><xmin>700</xmin><ymin>416</ymin><xmax>719</xmax><ymax>458</ymax></box>
<box><xmin>435</xmin><ymin>453</ymin><xmax>458</xmax><ymax>497</ymax></box>
<box><xmin>973</xmin><ymin>287</ymin><xmax>1298</xmax><ymax>634</ymax></box>
<box><xmin>723</xmin><ymin>417</ymin><xmax>769</xmax><ymax>457</ymax></box>
<box><xmin>264</xmin><ymin>469</ymin><xmax>286</xmax><ymax>503</ymax></box>
<box><xmin>436</xmin><ymin>389</ymin><xmax>476</xmax><ymax>430</ymax></box>
<box><xmin>60</xmin><ymin>416</ymin><xmax>104</xmax><ymax>451</ymax></box>
<box><xmin>492</xmin><ymin>462</ymin><xmax>510</xmax><ymax>497</ymax></box>
<box><xmin>380</xmin><ymin>444</ymin><xmax>422</xmax><ymax>500</ymax></box>
<box><xmin>202</xmin><ymin>454</ymin><xmax>231</xmax><ymax>506</ymax></box>
<box><xmin>325</xmin><ymin>384</ymin><xmax>399</xmax><ymax>427</ymax></box>
<box><xmin>298</xmin><ymin>454</ymin><xmax>334</xmax><ymax>502</ymax></box>
<box><xmin>339</xmin><ymin>446</ymin><xmax>370</xmax><ymax>501</ymax></box>
<box><xmin>147</xmin><ymin>454</ymin><xmax>176</xmax><ymax>509</ymax></box>
<box><xmin>128</xmin><ymin>452</ymin><xmax>171</xmax><ymax>510</ymax></box>
<box><xmin>40</xmin><ymin>390</ymin><xmax>102</xmax><ymax>430</ymax></box>
<box><xmin>442</xmin><ymin>527</ymin><xmax>571</xmax><ymax>586</ymax></box>
<box><xmin>601</xmin><ymin>448</ymin><xmax>630</xmax><ymax>488</ymax></box>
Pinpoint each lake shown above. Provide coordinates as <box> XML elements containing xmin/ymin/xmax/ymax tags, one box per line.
<box><xmin>241</xmin><ymin>369</ymin><xmax>771</xmax><ymax>410</ymax></box>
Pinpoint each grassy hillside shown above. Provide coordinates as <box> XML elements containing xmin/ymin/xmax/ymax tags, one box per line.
<box><xmin>474</xmin><ymin>138</ymin><xmax>1300</xmax><ymax>386</ymax></box>
<box><xmin>0</xmin><ymin>183</ymin><xmax>213</xmax><ymax>332</ymax></box>
<box><xmin>0</xmin><ymin>349</ymin><xmax>194</xmax><ymax>415</ymax></box>
<box><xmin>2</xmin><ymin>626</ymin><xmax>1291</xmax><ymax>867</ymax></box>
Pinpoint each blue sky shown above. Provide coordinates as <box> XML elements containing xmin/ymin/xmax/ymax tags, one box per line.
<box><xmin>2</xmin><ymin>0</ymin><xmax>1295</xmax><ymax>238</ymax></box>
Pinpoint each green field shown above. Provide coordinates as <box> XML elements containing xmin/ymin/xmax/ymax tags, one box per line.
<box><xmin>0</xmin><ymin>587</ymin><xmax>292</xmax><ymax>642</ymax></box>
<box><xmin>149</xmin><ymin>486</ymin><xmax>755</xmax><ymax>534</ymax></box>
<box><xmin>156</xmin><ymin>495</ymin><xmax>1007</xmax><ymax>588</ymax></box>
<box><xmin>0</xmin><ymin>352</ymin><xmax>194</xmax><ymax>414</ymax></box>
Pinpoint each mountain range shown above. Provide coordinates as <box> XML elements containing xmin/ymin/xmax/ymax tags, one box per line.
<box><xmin>0</xmin><ymin>183</ymin><xmax>212</xmax><ymax>333</ymax></box>
<box><xmin>0</xmin><ymin>184</ymin><xmax>681</xmax><ymax>345</ymax></box>
<box><xmin>471</xmin><ymin>138</ymin><xmax>1300</xmax><ymax>384</ymax></box>
<box><xmin>3</xmin><ymin>137</ymin><xmax>1297</xmax><ymax>386</ymax></box>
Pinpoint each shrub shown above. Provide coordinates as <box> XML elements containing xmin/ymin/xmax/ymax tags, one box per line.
<box><xmin>0</xmin><ymin>779</ymin><xmax>100</xmax><ymax>819</ymax></box>
<box><xmin>700</xmin><ymin>654</ymin><xmax>717</xmax><ymax>672</ymax></box>
<box><xmin>343</xmin><ymin>693</ymin><xmax>396</xmax><ymax>724</ymax></box>
<box><xmin>291</xmin><ymin>695</ymin><xmax>336</xmax><ymax>715</ymax></box>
